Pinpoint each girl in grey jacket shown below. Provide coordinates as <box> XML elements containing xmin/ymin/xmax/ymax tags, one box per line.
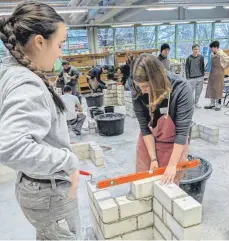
<box><xmin>0</xmin><ymin>2</ymin><xmax>81</xmax><ymax>240</ymax></box>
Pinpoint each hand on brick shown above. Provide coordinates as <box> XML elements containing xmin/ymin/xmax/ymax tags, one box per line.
<box><xmin>150</xmin><ymin>159</ymin><xmax>158</xmax><ymax>170</ymax></box>
<box><xmin>160</xmin><ymin>165</ymin><xmax>176</xmax><ymax>185</ymax></box>
<box><xmin>68</xmin><ymin>170</ymin><xmax>80</xmax><ymax>199</ymax></box>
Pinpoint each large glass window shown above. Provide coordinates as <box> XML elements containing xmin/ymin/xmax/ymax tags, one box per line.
<box><xmin>136</xmin><ymin>26</ymin><xmax>156</xmax><ymax>49</ymax></box>
<box><xmin>158</xmin><ymin>25</ymin><xmax>175</xmax><ymax>58</ymax></box>
<box><xmin>98</xmin><ymin>28</ymin><xmax>114</xmax><ymax>48</ymax></box>
<box><xmin>115</xmin><ymin>27</ymin><xmax>135</xmax><ymax>51</ymax></box>
<box><xmin>177</xmin><ymin>24</ymin><xmax>194</xmax><ymax>58</ymax></box>
<box><xmin>0</xmin><ymin>40</ymin><xmax>7</xmax><ymax>60</ymax></box>
<box><xmin>214</xmin><ymin>23</ymin><xmax>229</xmax><ymax>49</ymax></box>
<box><xmin>196</xmin><ymin>23</ymin><xmax>212</xmax><ymax>53</ymax></box>
<box><xmin>67</xmin><ymin>29</ymin><xmax>89</xmax><ymax>55</ymax></box>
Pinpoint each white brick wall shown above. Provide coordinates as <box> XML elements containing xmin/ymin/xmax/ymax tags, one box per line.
<box><xmin>125</xmin><ymin>91</ymin><xmax>136</xmax><ymax>118</ymax></box>
<box><xmin>103</xmin><ymin>85</ymin><xmax>125</xmax><ymax>107</ymax></box>
<box><xmin>87</xmin><ymin>176</ymin><xmax>202</xmax><ymax>240</ymax></box>
<box><xmin>71</xmin><ymin>141</ymin><xmax>104</xmax><ymax>166</ymax></box>
<box><xmin>115</xmin><ymin>195</ymin><xmax>151</xmax><ymax>219</ymax></box>
<box><xmin>190</xmin><ymin>123</ymin><xmax>219</xmax><ymax>144</ymax></box>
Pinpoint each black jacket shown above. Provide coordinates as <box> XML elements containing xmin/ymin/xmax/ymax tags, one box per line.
<box><xmin>132</xmin><ymin>72</ymin><xmax>194</xmax><ymax>145</ymax></box>
<box><xmin>185</xmin><ymin>55</ymin><xmax>205</xmax><ymax>79</ymax></box>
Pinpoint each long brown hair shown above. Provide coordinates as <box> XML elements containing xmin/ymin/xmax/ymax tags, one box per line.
<box><xmin>132</xmin><ymin>53</ymin><xmax>171</xmax><ymax>112</ymax></box>
<box><xmin>0</xmin><ymin>1</ymin><xmax>65</xmax><ymax>112</ymax></box>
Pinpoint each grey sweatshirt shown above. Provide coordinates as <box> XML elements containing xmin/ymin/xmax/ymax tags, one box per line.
<box><xmin>185</xmin><ymin>55</ymin><xmax>205</xmax><ymax>79</ymax></box>
<box><xmin>132</xmin><ymin>72</ymin><xmax>193</xmax><ymax>145</ymax></box>
<box><xmin>0</xmin><ymin>56</ymin><xmax>79</xmax><ymax>181</ymax></box>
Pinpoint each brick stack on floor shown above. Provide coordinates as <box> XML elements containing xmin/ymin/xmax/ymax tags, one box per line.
<box><xmin>190</xmin><ymin>123</ymin><xmax>219</xmax><ymax>144</ymax></box>
<box><xmin>103</xmin><ymin>84</ymin><xmax>125</xmax><ymax>107</ymax></box>
<box><xmin>87</xmin><ymin>176</ymin><xmax>202</xmax><ymax>240</ymax></box>
<box><xmin>124</xmin><ymin>91</ymin><xmax>135</xmax><ymax>118</ymax></box>
<box><xmin>88</xmin><ymin>118</ymin><xmax>98</xmax><ymax>134</ymax></box>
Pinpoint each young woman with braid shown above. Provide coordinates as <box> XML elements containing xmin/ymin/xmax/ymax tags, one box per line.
<box><xmin>132</xmin><ymin>54</ymin><xmax>194</xmax><ymax>185</ymax></box>
<box><xmin>0</xmin><ymin>2</ymin><xmax>82</xmax><ymax>240</ymax></box>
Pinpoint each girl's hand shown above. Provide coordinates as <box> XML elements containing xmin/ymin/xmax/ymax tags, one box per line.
<box><xmin>150</xmin><ymin>160</ymin><xmax>158</xmax><ymax>170</ymax></box>
<box><xmin>160</xmin><ymin>165</ymin><xmax>176</xmax><ymax>185</ymax></box>
<box><xmin>68</xmin><ymin>170</ymin><xmax>79</xmax><ymax>199</ymax></box>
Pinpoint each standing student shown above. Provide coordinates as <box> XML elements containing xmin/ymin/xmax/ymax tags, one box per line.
<box><xmin>0</xmin><ymin>2</ymin><xmax>82</xmax><ymax>240</ymax></box>
<box><xmin>132</xmin><ymin>54</ymin><xmax>193</xmax><ymax>184</ymax></box>
<box><xmin>56</xmin><ymin>60</ymin><xmax>79</xmax><ymax>95</ymax></box>
<box><xmin>61</xmin><ymin>85</ymin><xmax>86</xmax><ymax>136</ymax></box>
<box><xmin>158</xmin><ymin>43</ymin><xmax>170</xmax><ymax>71</ymax></box>
<box><xmin>185</xmin><ymin>44</ymin><xmax>205</xmax><ymax>108</ymax></box>
<box><xmin>205</xmin><ymin>41</ymin><xmax>229</xmax><ymax>111</ymax></box>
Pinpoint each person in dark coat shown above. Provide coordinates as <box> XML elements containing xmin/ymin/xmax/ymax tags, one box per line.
<box><xmin>158</xmin><ymin>43</ymin><xmax>170</xmax><ymax>71</ymax></box>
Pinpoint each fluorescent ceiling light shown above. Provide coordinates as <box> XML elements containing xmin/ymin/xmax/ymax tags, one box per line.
<box><xmin>221</xmin><ymin>19</ymin><xmax>229</xmax><ymax>22</ymax></box>
<box><xmin>224</xmin><ymin>6</ymin><xmax>229</xmax><ymax>9</ymax></box>
<box><xmin>57</xmin><ymin>9</ymin><xmax>88</xmax><ymax>14</ymax></box>
<box><xmin>196</xmin><ymin>20</ymin><xmax>214</xmax><ymax>23</ymax></box>
<box><xmin>146</xmin><ymin>7</ymin><xmax>177</xmax><ymax>11</ymax></box>
<box><xmin>186</xmin><ymin>6</ymin><xmax>216</xmax><ymax>10</ymax></box>
<box><xmin>112</xmin><ymin>24</ymin><xmax>134</xmax><ymax>27</ymax></box>
<box><xmin>141</xmin><ymin>23</ymin><xmax>162</xmax><ymax>26</ymax></box>
<box><xmin>170</xmin><ymin>21</ymin><xmax>190</xmax><ymax>24</ymax></box>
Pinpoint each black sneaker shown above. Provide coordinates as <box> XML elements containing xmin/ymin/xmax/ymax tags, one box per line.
<box><xmin>204</xmin><ymin>105</ymin><xmax>215</xmax><ymax>109</ymax></box>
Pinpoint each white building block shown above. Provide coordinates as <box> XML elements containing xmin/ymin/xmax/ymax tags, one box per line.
<box><xmin>88</xmin><ymin>118</ymin><xmax>97</xmax><ymax>128</ymax></box>
<box><xmin>154</xmin><ymin>214</ymin><xmax>172</xmax><ymax>240</ymax></box>
<box><xmin>163</xmin><ymin>208</ymin><xmax>201</xmax><ymax>240</ymax></box>
<box><xmin>115</xmin><ymin>195</ymin><xmax>151</xmax><ymax>219</ymax></box>
<box><xmin>154</xmin><ymin>181</ymin><xmax>188</xmax><ymax>213</ymax></box>
<box><xmin>203</xmin><ymin>125</ymin><xmax>219</xmax><ymax>136</ymax></box>
<box><xmin>131</xmin><ymin>176</ymin><xmax>162</xmax><ymax>199</ymax></box>
<box><xmin>0</xmin><ymin>165</ymin><xmax>16</xmax><ymax>183</ymax></box>
<box><xmin>90</xmin><ymin>211</ymin><xmax>105</xmax><ymax>240</ymax></box>
<box><xmin>153</xmin><ymin>198</ymin><xmax>163</xmax><ymax>219</ymax></box>
<box><xmin>122</xmin><ymin>227</ymin><xmax>154</xmax><ymax>240</ymax></box>
<box><xmin>100</xmin><ymin>217</ymin><xmax>137</xmax><ymax>239</ymax></box>
<box><xmin>89</xmin><ymin>196</ymin><xmax>100</xmax><ymax>223</ymax></box>
<box><xmin>137</xmin><ymin>212</ymin><xmax>154</xmax><ymax>229</ymax></box>
<box><xmin>86</xmin><ymin>181</ymin><xmax>97</xmax><ymax>201</ymax></box>
<box><xmin>94</xmin><ymin>190</ymin><xmax>112</xmax><ymax>203</ymax></box>
<box><xmin>95</xmin><ymin>198</ymin><xmax>119</xmax><ymax>223</ymax></box>
<box><xmin>173</xmin><ymin>196</ymin><xmax>202</xmax><ymax>228</ymax></box>
<box><xmin>153</xmin><ymin>227</ymin><xmax>165</xmax><ymax>240</ymax></box>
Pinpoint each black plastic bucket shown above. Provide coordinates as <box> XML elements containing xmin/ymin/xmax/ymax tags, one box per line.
<box><xmin>93</xmin><ymin>109</ymin><xmax>104</xmax><ymax>117</ymax></box>
<box><xmin>84</xmin><ymin>93</ymin><xmax>104</xmax><ymax>107</ymax></box>
<box><xmin>104</xmin><ymin>106</ymin><xmax>114</xmax><ymax>113</ymax></box>
<box><xmin>89</xmin><ymin>107</ymin><xmax>99</xmax><ymax>118</ymax></box>
<box><xmin>180</xmin><ymin>154</ymin><xmax>212</xmax><ymax>203</ymax></box>
<box><xmin>94</xmin><ymin>113</ymin><xmax>126</xmax><ymax>136</ymax></box>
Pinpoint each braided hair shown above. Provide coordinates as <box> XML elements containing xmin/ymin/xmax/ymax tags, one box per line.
<box><xmin>132</xmin><ymin>53</ymin><xmax>171</xmax><ymax>112</ymax></box>
<box><xmin>0</xmin><ymin>1</ymin><xmax>65</xmax><ymax>112</ymax></box>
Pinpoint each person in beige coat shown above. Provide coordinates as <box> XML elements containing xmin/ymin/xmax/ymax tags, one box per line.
<box><xmin>205</xmin><ymin>41</ymin><xmax>229</xmax><ymax>111</ymax></box>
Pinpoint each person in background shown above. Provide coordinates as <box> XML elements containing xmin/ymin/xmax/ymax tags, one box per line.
<box><xmin>0</xmin><ymin>2</ymin><xmax>81</xmax><ymax>239</ymax></box>
<box><xmin>158</xmin><ymin>43</ymin><xmax>170</xmax><ymax>71</ymax></box>
<box><xmin>87</xmin><ymin>65</ymin><xmax>109</xmax><ymax>92</ymax></box>
<box><xmin>61</xmin><ymin>85</ymin><xmax>86</xmax><ymax>136</ymax></box>
<box><xmin>56</xmin><ymin>60</ymin><xmax>79</xmax><ymax>95</ymax></box>
<box><xmin>204</xmin><ymin>41</ymin><xmax>229</xmax><ymax>111</ymax></box>
<box><xmin>132</xmin><ymin>54</ymin><xmax>193</xmax><ymax>185</ymax></box>
<box><xmin>185</xmin><ymin>44</ymin><xmax>205</xmax><ymax>108</ymax></box>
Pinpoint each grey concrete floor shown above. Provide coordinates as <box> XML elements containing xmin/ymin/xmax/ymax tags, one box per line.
<box><xmin>1</xmin><ymin>84</ymin><xmax>229</xmax><ymax>240</ymax></box>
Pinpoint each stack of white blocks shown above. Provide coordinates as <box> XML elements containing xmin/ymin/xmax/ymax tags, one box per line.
<box><xmin>87</xmin><ymin>176</ymin><xmax>202</xmax><ymax>240</ymax></box>
<box><xmin>124</xmin><ymin>91</ymin><xmax>135</xmax><ymax>118</ymax></box>
<box><xmin>71</xmin><ymin>141</ymin><xmax>104</xmax><ymax>166</ymax></box>
<box><xmin>103</xmin><ymin>85</ymin><xmax>125</xmax><ymax>107</ymax></box>
<box><xmin>117</xmin><ymin>85</ymin><xmax>125</xmax><ymax>106</ymax></box>
<box><xmin>103</xmin><ymin>85</ymin><xmax>118</xmax><ymax>106</ymax></box>
<box><xmin>191</xmin><ymin>123</ymin><xmax>219</xmax><ymax>144</ymax></box>
<box><xmin>88</xmin><ymin>118</ymin><xmax>98</xmax><ymax>134</ymax></box>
